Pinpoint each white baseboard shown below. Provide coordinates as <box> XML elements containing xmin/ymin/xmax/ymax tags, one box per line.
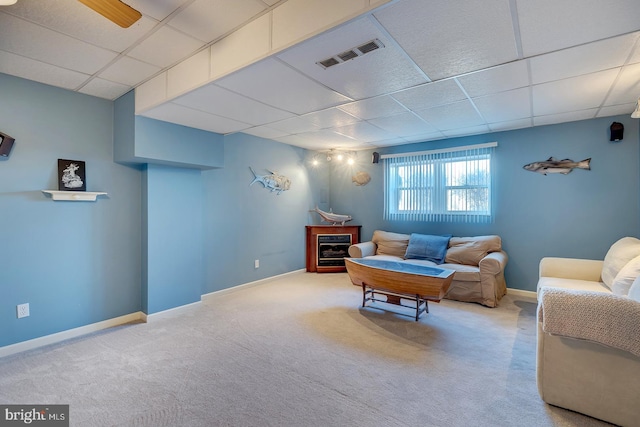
<box><xmin>0</xmin><ymin>312</ymin><xmax>145</xmax><ymax>359</ymax></box>
<box><xmin>145</xmin><ymin>300</ymin><xmax>202</xmax><ymax>322</ymax></box>
<box><xmin>202</xmin><ymin>269</ymin><xmax>306</xmax><ymax>301</ymax></box>
<box><xmin>507</xmin><ymin>287</ymin><xmax>537</xmax><ymax>301</ymax></box>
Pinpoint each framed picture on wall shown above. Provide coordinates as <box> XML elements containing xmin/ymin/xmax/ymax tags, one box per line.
<box><xmin>58</xmin><ymin>159</ymin><xmax>86</xmax><ymax>191</ymax></box>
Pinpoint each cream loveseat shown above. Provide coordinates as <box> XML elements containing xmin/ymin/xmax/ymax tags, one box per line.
<box><xmin>536</xmin><ymin>237</ymin><xmax>640</xmax><ymax>426</ymax></box>
<box><xmin>348</xmin><ymin>230</ymin><xmax>508</xmax><ymax>307</ymax></box>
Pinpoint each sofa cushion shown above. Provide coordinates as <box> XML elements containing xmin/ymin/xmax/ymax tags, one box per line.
<box><xmin>612</xmin><ymin>254</ymin><xmax>640</xmax><ymax>296</ymax></box>
<box><xmin>372</xmin><ymin>230</ymin><xmax>410</xmax><ymax>257</ymax></box>
<box><xmin>601</xmin><ymin>237</ymin><xmax>640</xmax><ymax>289</ymax></box>
<box><xmin>445</xmin><ymin>235</ymin><xmax>501</xmax><ymax>266</ymax></box>
<box><xmin>537</xmin><ymin>277</ymin><xmax>611</xmax><ymax>294</ymax></box>
<box><xmin>439</xmin><ymin>263</ymin><xmax>480</xmax><ymax>282</ymax></box>
<box><xmin>628</xmin><ymin>277</ymin><xmax>640</xmax><ymax>302</ymax></box>
<box><xmin>404</xmin><ymin>233</ymin><xmax>451</xmax><ymax>264</ymax></box>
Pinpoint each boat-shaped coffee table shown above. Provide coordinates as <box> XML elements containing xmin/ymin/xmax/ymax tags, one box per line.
<box><xmin>344</xmin><ymin>258</ymin><xmax>455</xmax><ymax>321</ymax></box>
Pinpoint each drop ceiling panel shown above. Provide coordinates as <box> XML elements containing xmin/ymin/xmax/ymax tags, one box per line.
<box><xmin>301</xmin><ymin>108</ymin><xmax>360</xmax><ymax>129</ymax></box>
<box><xmin>391</xmin><ymin>79</ymin><xmax>468</xmax><ymax>111</ymax></box>
<box><xmin>533</xmin><ymin>109</ymin><xmax>598</xmax><ymax>127</ymax></box>
<box><xmin>473</xmin><ymin>87</ymin><xmax>531</xmax><ymax>123</ymax></box>
<box><xmin>374</xmin><ymin>0</ymin><xmax>519</xmax><ymax>80</ymax></box>
<box><xmin>216</xmin><ymin>58</ymin><xmax>353</xmax><ymax>114</ymax></box>
<box><xmin>529</xmin><ymin>33</ymin><xmax>638</xmax><ymax>85</ymax></box>
<box><xmin>79</xmin><ymin>78</ymin><xmax>130</xmax><ymax>100</ymax></box>
<box><xmin>532</xmin><ymin>69</ymin><xmax>619</xmax><ymax>116</ymax></box>
<box><xmin>241</xmin><ymin>126</ymin><xmax>291</xmax><ymax>140</ymax></box>
<box><xmin>415</xmin><ymin>100</ymin><xmax>485</xmax><ymax>131</ymax></box>
<box><xmin>337</xmin><ymin>96</ymin><xmax>407</xmax><ymax>120</ymax></box>
<box><xmin>274</xmin><ymin>129</ymin><xmax>362</xmax><ymax>150</ymax></box>
<box><xmin>441</xmin><ymin>125</ymin><xmax>490</xmax><ymax>138</ymax></box>
<box><xmin>127</xmin><ymin>0</ymin><xmax>189</xmax><ymax>21</ymax></box>
<box><xmin>0</xmin><ymin>50</ymin><xmax>89</xmax><ymax>90</ymax></box>
<box><xmin>268</xmin><ymin>116</ymin><xmax>321</xmax><ymax>134</ymax></box>
<box><xmin>168</xmin><ymin>0</ymin><xmax>267</xmax><ymax>43</ymax></box>
<box><xmin>456</xmin><ymin>61</ymin><xmax>530</xmax><ymax>98</ymax></box>
<box><xmin>401</xmin><ymin>133</ymin><xmax>444</xmax><ymax>143</ymax></box>
<box><xmin>488</xmin><ymin>118</ymin><xmax>532</xmax><ymax>132</ymax></box>
<box><xmin>604</xmin><ymin>63</ymin><xmax>640</xmax><ymax>105</ymax></box>
<box><xmin>368</xmin><ymin>112</ymin><xmax>437</xmax><ymax>137</ymax></box>
<box><xmin>277</xmin><ymin>16</ymin><xmax>427</xmax><ymax>100</ymax></box>
<box><xmin>142</xmin><ymin>102</ymin><xmax>252</xmax><ymax>134</ymax></box>
<box><xmin>334</xmin><ymin>121</ymin><xmax>395</xmax><ymax>143</ymax></box>
<box><xmin>597</xmin><ymin>102</ymin><xmax>635</xmax><ymax>117</ymax></box>
<box><xmin>127</xmin><ymin>26</ymin><xmax>205</xmax><ymax>68</ymax></box>
<box><xmin>2</xmin><ymin>0</ymin><xmax>158</xmax><ymax>52</ymax></box>
<box><xmin>0</xmin><ymin>13</ymin><xmax>118</xmax><ymax>74</ymax></box>
<box><xmin>173</xmin><ymin>83</ymin><xmax>294</xmax><ymax>125</ymax></box>
<box><xmin>98</xmin><ymin>56</ymin><xmax>161</xmax><ymax>87</ymax></box>
<box><xmin>517</xmin><ymin>0</ymin><xmax>640</xmax><ymax>56</ymax></box>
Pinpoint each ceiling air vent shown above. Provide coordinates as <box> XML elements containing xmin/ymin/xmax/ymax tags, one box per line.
<box><xmin>316</xmin><ymin>38</ymin><xmax>385</xmax><ymax>69</ymax></box>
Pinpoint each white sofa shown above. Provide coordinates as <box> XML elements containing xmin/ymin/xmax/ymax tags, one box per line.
<box><xmin>536</xmin><ymin>237</ymin><xmax>640</xmax><ymax>427</ymax></box>
<box><xmin>348</xmin><ymin>230</ymin><xmax>508</xmax><ymax>307</ymax></box>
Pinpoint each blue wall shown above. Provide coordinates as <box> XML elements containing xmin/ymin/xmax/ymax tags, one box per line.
<box><xmin>202</xmin><ymin>133</ymin><xmax>322</xmax><ymax>292</ymax></box>
<box><xmin>330</xmin><ymin>116</ymin><xmax>640</xmax><ymax>291</ymax></box>
<box><xmin>0</xmin><ymin>73</ymin><xmax>142</xmax><ymax>347</ymax></box>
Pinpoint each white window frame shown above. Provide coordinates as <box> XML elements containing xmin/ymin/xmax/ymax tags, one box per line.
<box><xmin>383</xmin><ymin>142</ymin><xmax>496</xmax><ymax>223</ymax></box>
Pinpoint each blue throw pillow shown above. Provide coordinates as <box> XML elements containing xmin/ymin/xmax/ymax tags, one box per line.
<box><xmin>404</xmin><ymin>233</ymin><xmax>452</xmax><ymax>264</ymax></box>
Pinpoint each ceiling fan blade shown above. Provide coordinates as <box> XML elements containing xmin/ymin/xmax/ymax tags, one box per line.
<box><xmin>77</xmin><ymin>0</ymin><xmax>142</xmax><ymax>28</ymax></box>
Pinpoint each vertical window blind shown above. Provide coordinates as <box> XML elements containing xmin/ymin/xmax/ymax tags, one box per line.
<box><xmin>383</xmin><ymin>142</ymin><xmax>496</xmax><ymax>223</ymax></box>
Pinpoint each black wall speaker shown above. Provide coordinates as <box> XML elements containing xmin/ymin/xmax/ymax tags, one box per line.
<box><xmin>610</xmin><ymin>122</ymin><xmax>624</xmax><ymax>142</ymax></box>
<box><xmin>372</xmin><ymin>152</ymin><xmax>380</xmax><ymax>164</ymax></box>
<box><xmin>0</xmin><ymin>132</ymin><xmax>15</xmax><ymax>158</ymax></box>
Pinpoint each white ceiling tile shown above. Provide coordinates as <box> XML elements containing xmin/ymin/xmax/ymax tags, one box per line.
<box><xmin>274</xmin><ymin>129</ymin><xmax>360</xmax><ymax>150</ymax></box>
<box><xmin>260</xmin><ymin>0</ymin><xmax>280</xmax><ymax>5</ymax></box>
<box><xmin>0</xmin><ymin>13</ymin><xmax>118</xmax><ymax>74</ymax></box>
<box><xmin>597</xmin><ymin>102</ymin><xmax>635</xmax><ymax>118</ymax></box>
<box><xmin>457</xmin><ymin>61</ymin><xmax>530</xmax><ymax>98</ymax></box>
<box><xmin>391</xmin><ymin>79</ymin><xmax>467</xmax><ymax>111</ymax></box>
<box><xmin>168</xmin><ymin>0</ymin><xmax>266</xmax><ymax>43</ymax></box>
<box><xmin>400</xmin><ymin>133</ymin><xmax>445</xmax><ymax>144</ymax></box>
<box><xmin>277</xmin><ymin>16</ymin><xmax>427</xmax><ymax>100</ymax></box>
<box><xmin>415</xmin><ymin>101</ymin><xmax>485</xmax><ymax>131</ymax></box>
<box><xmin>78</xmin><ymin>78</ymin><xmax>130</xmax><ymax>100</ymax></box>
<box><xmin>0</xmin><ymin>50</ymin><xmax>89</xmax><ymax>90</ymax></box>
<box><xmin>533</xmin><ymin>109</ymin><xmax>599</xmax><ymax>127</ymax></box>
<box><xmin>268</xmin><ymin>116</ymin><xmax>321</xmax><ymax>134</ymax></box>
<box><xmin>488</xmin><ymin>118</ymin><xmax>533</xmax><ymax>132</ymax></box>
<box><xmin>334</xmin><ymin>121</ymin><xmax>395</xmax><ymax>143</ymax></box>
<box><xmin>337</xmin><ymin>96</ymin><xmax>407</xmax><ymax>120</ymax></box>
<box><xmin>605</xmin><ymin>63</ymin><xmax>640</xmax><ymax>105</ymax></box>
<box><xmin>3</xmin><ymin>0</ymin><xmax>159</xmax><ymax>52</ymax></box>
<box><xmin>216</xmin><ymin>58</ymin><xmax>353</xmax><ymax>114</ymax></box>
<box><xmin>127</xmin><ymin>0</ymin><xmax>189</xmax><ymax>21</ymax></box>
<box><xmin>375</xmin><ymin>0</ymin><xmax>519</xmax><ymax>80</ymax></box>
<box><xmin>99</xmin><ymin>56</ymin><xmax>161</xmax><ymax>86</ymax></box>
<box><xmin>173</xmin><ymin>83</ymin><xmax>294</xmax><ymax>125</ymax></box>
<box><xmin>368</xmin><ymin>112</ymin><xmax>437</xmax><ymax>136</ymax></box>
<box><xmin>301</xmin><ymin>108</ymin><xmax>360</xmax><ymax>129</ymax></box>
<box><xmin>241</xmin><ymin>126</ymin><xmax>291</xmax><ymax>139</ymax></box>
<box><xmin>474</xmin><ymin>87</ymin><xmax>531</xmax><ymax>123</ymax></box>
<box><xmin>532</xmin><ymin>69</ymin><xmax>619</xmax><ymax>116</ymax></box>
<box><xmin>142</xmin><ymin>102</ymin><xmax>252</xmax><ymax>134</ymax></box>
<box><xmin>530</xmin><ymin>33</ymin><xmax>638</xmax><ymax>85</ymax></box>
<box><xmin>128</xmin><ymin>26</ymin><xmax>204</xmax><ymax>68</ymax></box>
<box><xmin>272</xmin><ymin>0</ymin><xmax>368</xmax><ymax>51</ymax></box>
<box><xmin>167</xmin><ymin>49</ymin><xmax>211</xmax><ymax>97</ymax></box>
<box><xmin>441</xmin><ymin>125</ymin><xmax>490</xmax><ymax>138</ymax></box>
<box><xmin>517</xmin><ymin>0</ymin><xmax>640</xmax><ymax>56</ymax></box>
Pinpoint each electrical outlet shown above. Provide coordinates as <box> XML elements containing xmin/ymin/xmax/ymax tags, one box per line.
<box><xmin>17</xmin><ymin>303</ymin><xmax>29</xmax><ymax>319</ymax></box>
<box><xmin>254</xmin><ymin>259</ymin><xmax>260</xmax><ymax>269</ymax></box>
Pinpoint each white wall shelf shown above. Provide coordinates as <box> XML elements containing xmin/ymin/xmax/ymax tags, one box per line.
<box><xmin>42</xmin><ymin>190</ymin><xmax>108</xmax><ymax>201</ymax></box>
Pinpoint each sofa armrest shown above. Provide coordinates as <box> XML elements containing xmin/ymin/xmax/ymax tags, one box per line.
<box><xmin>348</xmin><ymin>241</ymin><xmax>376</xmax><ymax>258</ymax></box>
<box><xmin>478</xmin><ymin>250</ymin><xmax>508</xmax><ymax>275</ymax></box>
<box><xmin>538</xmin><ymin>287</ymin><xmax>640</xmax><ymax>357</ymax></box>
<box><xmin>539</xmin><ymin>257</ymin><xmax>603</xmax><ymax>281</ymax></box>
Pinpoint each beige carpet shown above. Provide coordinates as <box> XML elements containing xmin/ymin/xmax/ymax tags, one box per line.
<box><xmin>0</xmin><ymin>272</ymin><xmax>613</xmax><ymax>426</ymax></box>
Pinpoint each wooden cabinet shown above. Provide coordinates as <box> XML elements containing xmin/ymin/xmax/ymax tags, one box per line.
<box><xmin>306</xmin><ymin>225</ymin><xmax>361</xmax><ymax>273</ymax></box>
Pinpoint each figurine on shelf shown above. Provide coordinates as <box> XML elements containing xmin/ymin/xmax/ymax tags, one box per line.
<box><xmin>309</xmin><ymin>206</ymin><xmax>352</xmax><ymax>225</ymax></box>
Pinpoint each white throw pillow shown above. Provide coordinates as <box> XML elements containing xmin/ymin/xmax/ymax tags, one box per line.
<box><xmin>628</xmin><ymin>277</ymin><xmax>640</xmax><ymax>302</ymax></box>
<box><xmin>612</xmin><ymin>254</ymin><xmax>640</xmax><ymax>296</ymax></box>
<box><xmin>601</xmin><ymin>237</ymin><xmax>640</xmax><ymax>289</ymax></box>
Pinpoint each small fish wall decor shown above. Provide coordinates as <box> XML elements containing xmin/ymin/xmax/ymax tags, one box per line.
<box><xmin>249</xmin><ymin>167</ymin><xmax>291</xmax><ymax>194</ymax></box>
<box><xmin>352</xmin><ymin>171</ymin><xmax>371</xmax><ymax>186</ymax></box>
<box><xmin>523</xmin><ymin>157</ymin><xmax>591</xmax><ymax>175</ymax></box>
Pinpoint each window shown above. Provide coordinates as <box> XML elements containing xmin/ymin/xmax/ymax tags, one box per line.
<box><xmin>383</xmin><ymin>143</ymin><xmax>496</xmax><ymax>223</ymax></box>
